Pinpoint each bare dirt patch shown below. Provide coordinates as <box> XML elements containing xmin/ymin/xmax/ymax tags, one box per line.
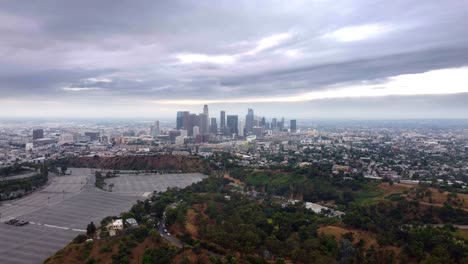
<box><xmin>185</xmin><ymin>208</ymin><xmax>200</xmax><ymax>238</ymax></box>
<box><xmin>407</xmin><ymin>187</ymin><xmax>468</xmax><ymax>210</ymax></box>
<box><xmin>223</xmin><ymin>173</ymin><xmax>244</xmax><ymax>185</ymax></box>
<box><xmin>378</xmin><ymin>182</ymin><xmax>413</xmax><ymax>196</ymax></box>
<box><xmin>318</xmin><ymin>225</ymin><xmax>401</xmax><ymax>256</ymax></box>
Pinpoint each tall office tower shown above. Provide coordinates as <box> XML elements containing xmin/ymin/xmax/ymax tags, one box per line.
<box><xmin>203</xmin><ymin>104</ymin><xmax>210</xmax><ymax>130</ymax></box>
<box><xmin>226</xmin><ymin>115</ymin><xmax>239</xmax><ymax>136</ymax></box>
<box><xmin>188</xmin><ymin>113</ymin><xmax>198</xmax><ymax>136</ymax></box>
<box><xmin>278</xmin><ymin>117</ymin><xmax>285</xmax><ymax>131</ymax></box>
<box><xmin>245</xmin><ymin>108</ymin><xmax>254</xmax><ymax>134</ymax></box>
<box><xmin>261</xmin><ymin>117</ymin><xmax>266</xmax><ymax>127</ymax></box>
<box><xmin>182</xmin><ymin>111</ymin><xmax>191</xmax><ymax>129</ymax></box>
<box><xmin>210</xmin><ymin>117</ymin><xmax>218</xmax><ymax>134</ymax></box>
<box><xmin>220</xmin><ymin>110</ymin><xmax>226</xmax><ymax>134</ymax></box>
<box><xmin>290</xmin><ymin>120</ymin><xmax>297</xmax><ymax>132</ymax></box>
<box><xmin>193</xmin><ymin>126</ymin><xmax>200</xmax><ymax>138</ymax></box>
<box><xmin>271</xmin><ymin>118</ymin><xmax>277</xmax><ymax>129</ymax></box>
<box><xmin>32</xmin><ymin>129</ymin><xmax>44</xmax><ymax>140</ymax></box>
<box><xmin>176</xmin><ymin>111</ymin><xmax>188</xmax><ymax>129</ymax></box>
<box><xmin>151</xmin><ymin>120</ymin><xmax>160</xmax><ymax>137</ymax></box>
<box><xmin>238</xmin><ymin>119</ymin><xmax>245</xmax><ymax>137</ymax></box>
<box><xmin>199</xmin><ymin>113</ymin><xmax>209</xmax><ymax>135</ymax></box>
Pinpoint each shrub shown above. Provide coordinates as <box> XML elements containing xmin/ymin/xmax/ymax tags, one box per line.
<box><xmin>73</xmin><ymin>234</ymin><xmax>88</xmax><ymax>244</ymax></box>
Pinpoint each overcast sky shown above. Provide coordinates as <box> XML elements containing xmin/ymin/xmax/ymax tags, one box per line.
<box><xmin>1</xmin><ymin>0</ymin><xmax>468</xmax><ymax>119</ymax></box>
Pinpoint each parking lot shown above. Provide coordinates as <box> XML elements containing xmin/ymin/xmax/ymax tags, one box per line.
<box><xmin>0</xmin><ymin>169</ymin><xmax>206</xmax><ymax>264</ymax></box>
<box><xmin>105</xmin><ymin>173</ymin><xmax>207</xmax><ymax>196</ymax></box>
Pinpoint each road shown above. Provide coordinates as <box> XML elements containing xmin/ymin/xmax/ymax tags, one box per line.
<box><xmin>157</xmin><ymin>212</ymin><xmax>184</xmax><ymax>248</ymax></box>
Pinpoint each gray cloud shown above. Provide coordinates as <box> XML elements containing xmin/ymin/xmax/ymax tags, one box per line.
<box><xmin>0</xmin><ymin>0</ymin><xmax>468</xmax><ymax>117</ymax></box>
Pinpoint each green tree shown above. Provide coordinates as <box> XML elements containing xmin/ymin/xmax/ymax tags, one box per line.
<box><xmin>86</xmin><ymin>222</ymin><xmax>96</xmax><ymax>236</ymax></box>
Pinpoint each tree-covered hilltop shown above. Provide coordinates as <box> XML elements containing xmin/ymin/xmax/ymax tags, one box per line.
<box><xmin>0</xmin><ymin>165</ymin><xmax>49</xmax><ymax>200</ymax></box>
<box><xmin>46</xmin><ymin>165</ymin><xmax>468</xmax><ymax>264</ymax></box>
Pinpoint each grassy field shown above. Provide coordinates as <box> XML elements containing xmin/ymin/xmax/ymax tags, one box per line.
<box><xmin>353</xmin><ymin>183</ymin><xmax>385</xmax><ymax>205</ymax></box>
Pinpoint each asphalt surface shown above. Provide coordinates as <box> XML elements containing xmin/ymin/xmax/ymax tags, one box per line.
<box><xmin>158</xmin><ymin>211</ymin><xmax>183</xmax><ymax>248</ymax></box>
<box><xmin>105</xmin><ymin>173</ymin><xmax>207</xmax><ymax>196</ymax></box>
<box><xmin>0</xmin><ymin>169</ymin><xmax>207</xmax><ymax>264</ymax></box>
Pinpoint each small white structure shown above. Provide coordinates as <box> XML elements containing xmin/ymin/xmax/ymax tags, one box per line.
<box><xmin>112</xmin><ymin>219</ymin><xmax>123</xmax><ymax>230</ymax></box>
<box><xmin>305</xmin><ymin>202</ymin><xmax>345</xmax><ymax>217</ymax></box>
<box><xmin>25</xmin><ymin>143</ymin><xmax>34</xmax><ymax>152</ymax></box>
<box><xmin>126</xmin><ymin>218</ymin><xmax>138</xmax><ymax>227</ymax></box>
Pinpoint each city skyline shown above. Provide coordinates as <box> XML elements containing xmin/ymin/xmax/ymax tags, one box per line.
<box><xmin>0</xmin><ymin>1</ymin><xmax>468</xmax><ymax>118</ymax></box>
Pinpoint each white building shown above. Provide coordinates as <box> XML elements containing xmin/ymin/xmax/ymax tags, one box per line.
<box><xmin>59</xmin><ymin>133</ymin><xmax>74</xmax><ymax>145</ymax></box>
<box><xmin>175</xmin><ymin>136</ymin><xmax>185</xmax><ymax>145</ymax></box>
<box><xmin>25</xmin><ymin>143</ymin><xmax>34</xmax><ymax>152</ymax></box>
<box><xmin>112</xmin><ymin>219</ymin><xmax>123</xmax><ymax>230</ymax></box>
<box><xmin>193</xmin><ymin>126</ymin><xmax>200</xmax><ymax>138</ymax></box>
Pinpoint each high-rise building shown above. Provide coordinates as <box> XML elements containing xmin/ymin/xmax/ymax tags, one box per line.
<box><xmin>261</xmin><ymin>117</ymin><xmax>266</xmax><ymax>128</ymax></box>
<box><xmin>226</xmin><ymin>115</ymin><xmax>238</xmax><ymax>136</ymax></box>
<box><xmin>278</xmin><ymin>117</ymin><xmax>285</xmax><ymax>131</ymax></box>
<box><xmin>210</xmin><ymin>117</ymin><xmax>218</xmax><ymax>134</ymax></box>
<box><xmin>203</xmin><ymin>105</ymin><xmax>210</xmax><ymax>132</ymax></box>
<box><xmin>176</xmin><ymin>111</ymin><xmax>189</xmax><ymax>129</ymax></box>
<box><xmin>290</xmin><ymin>119</ymin><xmax>297</xmax><ymax>132</ymax></box>
<box><xmin>188</xmin><ymin>113</ymin><xmax>198</xmax><ymax>136</ymax></box>
<box><xmin>220</xmin><ymin>110</ymin><xmax>226</xmax><ymax>134</ymax></box>
<box><xmin>271</xmin><ymin>118</ymin><xmax>277</xmax><ymax>129</ymax></box>
<box><xmin>151</xmin><ymin>121</ymin><xmax>160</xmax><ymax>137</ymax></box>
<box><xmin>238</xmin><ymin>119</ymin><xmax>245</xmax><ymax>137</ymax></box>
<box><xmin>199</xmin><ymin>113</ymin><xmax>209</xmax><ymax>135</ymax></box>
<box><xmin>182</xmin><ymin>111</ymin><xmax>191</xmax><ymax>130</ymax></box>
<box><xmin>245</xmin><ymin>108</ymin><xmax>254</xmax><ymax>134</ymax></box>
<box><xmin>32</xmin><ymin>129</ymin><xmax>44</xmax><ymax>140</ymax></box>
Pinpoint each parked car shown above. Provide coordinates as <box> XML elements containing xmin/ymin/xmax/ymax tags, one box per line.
<box><xmin>15</xmin><ymin>220</ymin><xmax>29</xmax><ymax>226</ymax></box>
<box><xmin>5</xmin><ymin>219</ymin><xmax>19</xmax><ymax>225</ymax></box>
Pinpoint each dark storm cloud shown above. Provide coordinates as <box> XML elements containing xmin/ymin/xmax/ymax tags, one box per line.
<box><xmin>0</xmin><ymin>0</ymin><xmax>468</xmax><ymax>115</ymax></box>
<box><xmin>217</xmin><ymin>47</ymin><xmax>468</xmax><ymax>97</ymax></box>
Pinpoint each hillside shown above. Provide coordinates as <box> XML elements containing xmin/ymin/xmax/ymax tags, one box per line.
<box><xmin>46</xmin><ymin>171</ymin><xmax>468</xmax><ymax>264</ymax></box>
<box><xmin>62</xmin><ymin>155</ymin><xmax>209</xmax><ymax>173</ymax></box>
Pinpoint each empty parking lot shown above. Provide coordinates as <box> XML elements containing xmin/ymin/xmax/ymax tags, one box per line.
<box><xmin>0</xmin><ymin>169</ymin><xmax>206</xmax><ymax>264</ymax></box>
